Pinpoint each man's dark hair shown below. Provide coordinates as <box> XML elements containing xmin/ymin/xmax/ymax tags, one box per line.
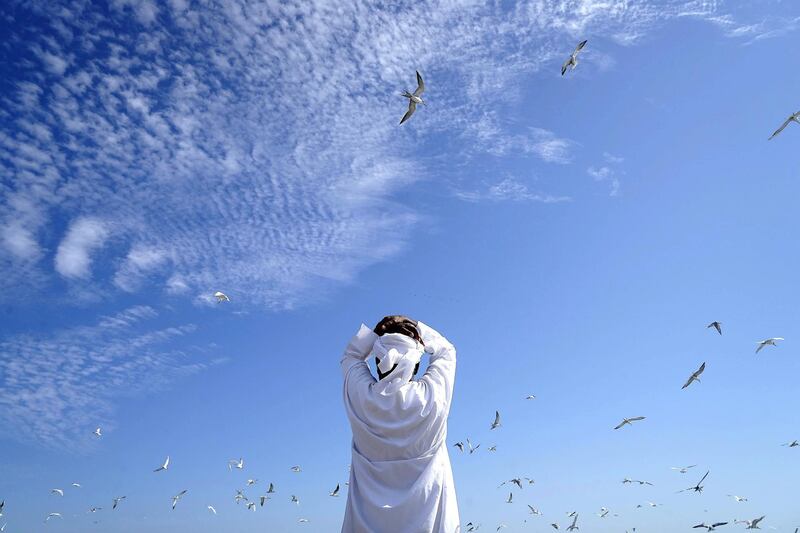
<box><xmin>373</xmin><ymin>315</ymin><xmax>423</xmax><ymax>380</ymax></box>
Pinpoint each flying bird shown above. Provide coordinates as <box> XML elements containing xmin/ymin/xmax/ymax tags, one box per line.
<box><xmin>291</xmin><ymin>495</ymin><xmax>300</xmax><ymax>505</ymax></box>
<box><xmin>266</xmin><ymin>482</ymin><xmax>276</xmax><ymax>493</ymax></box>
<box><xmin>88</xmin><ymin>506</ymin><xmax>102</xmax><ymax>513</ymax></box>
<box><xmin>234</xmin><ymin>489</ymin><xmax>248</xmax><ymax>504</ymax></box>
<box><xmin>728</xmin><ymin>494</ymin><xmax>748</xmax><ymax>502</ymax></box>
<box><xmin>330</xmin><ymin>484</ymin><xmax>340</xmax><ymax>497</ymax></box>
<box><xmin>782</xmin><ymin>440</ymin><xmax>799</xmax><ymax>447</ymax></box>
<box><xmin>671</xmin><ymin>465</ymin><xmax>697</xmax><ymax>473</ymax></box>
<box><xmin>93</xmin><ymin>427</ymin><xmax>102</xmax><ymax>437</ymax></box>
<box><xmin>246</xmin><ymin>479</ymin><xmax>257</xmax><ymax>486</ymax></box>
<box><xmin>614</xmin><ymin>416</ymin><xmax>646</xmax><ymax>430</ymax></box>
<box><xmin>246</xmin><ymin>501</ymin><xmax>256</xmax><ymax>511</ymax></box>
<box><xmin>566</xmin><ymin>513</ymin><xmax>579</xmax><ymax>531</ymax></box>
<box><xmin>154</xmin><ymin>456</ymin><xmax>170</xmax><ymax>472</ymax></box>
<box><xmin>561</xmin><ymin>40</ymin><xmax>588</xmax><ymax>75</ymax></box>
<box><xmin>454</xmin><ymin>442</ymin><xmax>464</xmax><ymax>453</ymax></box>
<box><xmin>259</xmin><ymin>495</ymin><xmax>270</xmax><ymax>506</ymax></box>
<box><xmin>679</xmin><ymin>470</ymin><xmax>709</xmax><ymax>493</ymax></box>
<box><xmin>290</xmin><ymin>465</ymin><xmax>302</xmax><ymax>473</ymax></box>
<box><xmin>682</xmin><ymin>362</ymin><xmax>706</xmax><ymax>389</ymax></box>
<box><xmin>45</xmin><ymin>513</ymin><xmax>62</xmax><ymax>522</ymax></box>
<box><xmin>112</xmin><ymin>496</ymin><xmax>126</xmax><ymax>509</ymax></box>
<box><xmin>525</xmin><ymin>395</ymin><xmax>537</xmax><ymax>400</ymax></box>
<box><xmin>466</xmin><ymin>438</ymin><xmax>480</xmax><ymax>454</ymax></box>
<box><xmin>171</xmin><ymin>490</ymin><xmax>188</xmax><ymax>510</ymax></box>
<box><xmin>50</xmin><ymin>489</ymin><xmax>64</xmax><ymax>497</ymax></box>
<box><xmin>228</xmin><ymin>458</ymin><xmax>244</xmax><ymax>470</ymax></box>
<box><xmin>71</xmin><ymin>483</ymin><xmax>81</xmax><ymax>488</ymax></box>
<box><xmin>488</xmin><ymin>445</ymin><xmax>497</xmax><ymax>452</ymax></box>
<box><xmin>505</xmin><ymin>492</ymin><xmax>513</xmax><ymax>504</ymax></box>
<box><xmin>528</xmin><ymin>505</ymin><xmax>542</xmax><ymax>515</ymax></box>
<box><xmin>490</xmin><ymin>411</ymin><xmax>502</xmax><ymax>430</ymax></box>
<box><xmin>214</xmin><ymin>291</ymin><xmax>230</xmax><ymax>302</ymax></box>
<box><xmin>207</xmin><ymin>505</ymin><xmax>217</xmax><ymax>514</ymax></box>
<box><xmin>399</xmin><ymin>71</ymin><xmax>425</xmax><ymax>125</ymax></box>
<box><xmin>693</xmin><ymin>522</ymin><xmax>728</xmax><ymax>531</ymax></box>
<box><xmin>755</xmin><ymin>338</ymin><xmax>784</xmax><ymax>354</ymax></box>
<box><xmin>769</xmin><ymin>111</ymin><xmax>800</xmax><ymax>140</ymax></box>
<box><xmin>734</xmin><ymin>516</ymin><xmax>765</xmax><ymax>529</ymax></box>
<box><xmin>707</xmin><ymin>321</ymin><xmax>722</xmax><ymax>335</ymax></box>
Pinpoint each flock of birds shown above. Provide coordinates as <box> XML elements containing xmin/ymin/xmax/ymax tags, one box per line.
<box><xmin>449</xmin><ymin>319</ymin><xmax>797</xmax><ymax>532</ymax></box>
<box><xmin>398</xmin><ymin>39</ymin><xmax>800</xmax><ymax>142</ymax></box>
<box><xmin>2</xmin><ymin>34</ymin><xmax>799</xmax><ymax>533</ymax></box>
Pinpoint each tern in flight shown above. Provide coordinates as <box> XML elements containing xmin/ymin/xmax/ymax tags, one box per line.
<box><xmin>528</xmin><ymin>505</ymin><xmax>542</xmax><ymax>515</ymax></box>
<box><xmin>154</xmin><ymin>456</ymin><xmax>170</xmax><ymax>472</ymax></box>
<box><xmin>671</xmin><ymin>465</ymin><xmax>697</xmax><ymax>473</ymax></box>
<box><xmin>112</xmin><ymin>496</ymin><xmax>126</xmax><ymax>509</ymax></box>
<box><xmin>614</xmin><ymin>416</ymin><xmax>646</xmax><ymax>430</ymax></box>
<box><xmin>50</xmin><ymin>489</ymin><xmax>64</xmax><ymax>497</ymax></box>
<box><xmin>171</xmin><ymin>490</ymin><xmax>187</xmax><ymax>510</ymax></box>
<box><xmin>259</xmin><ymin>495</ymin><xmax>270</xmax><ymax>506</ymax></box>
<box><xmin>490</xmin><ymin>411</ymin><xmax>502</xmax><ymax>430</ymax></box>
<box><xmin>693</xmin><ymin>522</ymin><xmax>728</xmax><ymax>531</ymax></box>
<box><xmin>399</xmin><ymin>71</ymin><xmax>425</xmax><ymax>125</ymax></box>
<box><xmin>782</xmin><ymin>440</ymin><xmax>799</xmax><ymax>447</ymax></box>
<box><xmin>505</xmin><ymin>493</ymin><xmax>513</xmax><ymax>504</ymax></box>
<box><xmin>561</xmin><ymin>40</ymin><xmax>588</xmax><ymax>75</ymax></box>
<box><xmin>291</xmin><ymin>495</ymin><xmax>300</xmax><ymax>506</ymax></box>
<box><xmin>214</xmin><ymin>291</ymin><xmax>230</xmax><ymax>302</ymax></box>
<box><xmin>207</xmin><ymin>505</ymin><xmax>217</xmax><ymax>514</ymax></box>
<box><xmin>266</xmin><ymin>482</ymin><xmax>275</xmax><ymax>493</ymax></box>
<box><xmin>467</xmin><ymin>438</ymin><xmax>480</xmax><ymax>454</ymax></box>
<box><xmin>728</xmin><ymin>494</ymin><xmax>748</xmax><ymax>502</ymax></box>
<box><xmin>566</xmin><ymin>513</ymin><xmax>580</xmax><ymax>531</ymax></box>
<box><xmin>755</xmin><ymin>338</ymin><xmax>784</xmax><ymax>354</ymax></box>
<box><xmin>45</xmin><ymin>513</ymin><xmax>62</xmax><ymax>522</ymax></box>
<box><xmin>453</xmin><ymin>442</ymin><xmax>464</xmax><ymax>453</ymax></box>
<box><xmin>93</xmin><ymin>427</ymin><xmax>102</xmax><ymax>438</ymax></box>
<box><xmin>707</xmin><ymin>321</ymin><xmax>722</xmax><ymax>335</ymax></box>
<box><xmin>769</xmin><ymin>111</ymin><xmax>800</xmax><ymax>140</ymax></box>
<box><xmin>679</xmin><ymin>470</ymin><xmax>709</xmax><ymax>493</ymax></box>
<box><xmin>330</xmin><ymin>484</ymin><xmax>340</xmax><ymax>497</ymax></box>
<box><xmin>228</xmin><ymin>458</ymin><xmax>244</xmax><ymax>471</ymax></box>
<box><xmin>682</xmin><ymin>362</ymin><xmax>706</xmax><ymax>389</ymax></box>
<box><xmin>735</xmin><ymin>516</ymin><xmax>765</xmax><ymax>529</ymax></box>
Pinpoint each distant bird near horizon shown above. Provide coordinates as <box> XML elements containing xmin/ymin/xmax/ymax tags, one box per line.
<box><xmin>214</xmin><ymin>291</ymin><xmax>230</xmax><ymax>302</ymax></box>
<box><xmin>614</xmin><ymin>416</ymin><xmax>646</xmax><ymax>430</ymax></box>
<box><xmin>399</xmin><ymin>71</ymin><xmax>425</xmax><ymax>125</ymax></box>
<box><xmin>756</xmin><ymin>337</ymin><xmax>784</xmax><ymax>353</ymax></box>
<box><xmin>671</xmin><ymin>465</ymin><xmax>697</xmax><ymax>473</ymax></box>
<box><xmin>566</xmin><ymin>513</ymin><xmax>579</xmax><ymax>531</ymax></box>
<box><xmin>769</xmin><ymin>111</ymin><xmax>800</xmax><ymax>139</ymax></box>
<box><xmin>693</xmin><ymin>521</ymin><xmax>728</xmax><ymax>531</ymax></box>
<box><xmin>491</xmin><ymin>411</ymin><xmax>502</xmax><ymax>430</ymax></box>
<box><xmin>682</xmin><ymin>362</ymin><xmax>706</xmax><ymax>389</ymax></box>
<box><xmin>561</xmin><ymin>40</ymin><xmax>588</xmax><ymax>75</ymax></box>
<box><xmin>154</xmin><ymin>456</ymin><xmax>170</xmax><ymax>472</ymax></box>
<box><xmin>735</xmin><ymin>516</ymin><xmax>766</xmax><ymax>529</ymax></box>
<box><xmin>679</xmin><ymin>470</ymin><xmax>709</xmax><ymax>494</ymax></box>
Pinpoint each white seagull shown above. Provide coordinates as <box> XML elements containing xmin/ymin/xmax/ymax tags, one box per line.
<box><xmin>45</xmin><ymin>513</ymin><xmax>62</xmax><ymax>522</ymax></box>
<box><xmin>769</xmin><ymin>111</ymin><xmax>800</xmax><ymax>140</ymax></box>
<box><xmin>207</xmin><ymin>505</ymin><xmax>217</xmax><ymax>514</ymax></box>
<box><xmin>171</xmin><ymin>490</ymin><xmax>188</xmax><ymax>510</ymax></box>
<box><xmin>756</xmin><ymin>338</ymin><xmax>783</xmax><ymax>354</ymax></box>
<box><xmin>561</xmin><ymin>40</ymin><xmax>588</xmax><ymax>76</ymax></box>
<box><xmin>50</xmin><ymin>489</ymin><xmax>64</xmax><ymax>497</ymax></box>
<box><xmin>214</xmin><ymin>291</ymin><xmax>230</xmax><ymax>302</ymax></box>
<box><xmin>735</xmin><ymin>516</ymin><xmax>765</xmax><ymax>529</ymax></box>
<box><xmin>490</xmin><ymin>411</ymin><xmax>502</xmax><ymax>430</ymax></box>
<box><xmin>682</xmin><ymin>362</ymin><xmax>706</xmax><ymax>389</ymax></box>
<box><xmin>399</xmin><ymin>71</ymin><xmax>425</xmax><ymax>125</ymax></box>
<box><xmin>671</xmin><ymin>465</ymin><xmax>697</xmax><ymax>473</ymax></box>
<box><xmin>228</xmin><ymin>458</ymin><xmax>244</xmax><ymax>471</ymax></box>
<box><xmin>93</xmin><ymin>427</ymin><xmax>102</xmax><ymax>438</ymax></box>
<box><xmin>614</xmin><ymin>416</ymin><xmax>646</xmax><ymax>430</ymax></box>
<box><xmin>728</xmin><ymin>494</ymin><xmax>748</xmax><ymax>502</ymax></box>
<box><xmin>154</xmin><ymin>456</ymin><xmax>170</xmax><ymax>472</ymax></box>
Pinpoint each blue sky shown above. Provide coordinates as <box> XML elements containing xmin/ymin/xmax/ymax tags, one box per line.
<box><xmin>1</xmin><ymin>0</ymin><xmax>800</xmax><ymax>531</ymax></box>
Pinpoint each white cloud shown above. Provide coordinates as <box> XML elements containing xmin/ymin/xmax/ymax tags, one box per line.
<box><xmin>456</xmin><ymin>177</ymin><xmax>571</xmax><ymax>204</ymax></box>
<box><xmin>54</xmin><ymin>217</ymin><xmax>110</xmax><ymax>279</ymax></box>
<box><xmin>113</xmin><ymin>244</ymin><xmax>168</xmax><ymax>291</ymax></box>
<box><xmin>588</xmin><ymin>165</ymin><xmax>621</xmax><ymax>197</ymax></box>
<box><xmin>1</xmin><ymin>222</ymin><xmax>41</xmax><ymax>260</ymax></box>
<box><xmin>0</xmin><ymin>306</ymin><xmax>220</xmax><ymax>448</ymax></box>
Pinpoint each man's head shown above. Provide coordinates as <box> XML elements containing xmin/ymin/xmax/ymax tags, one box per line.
<box><xmin>373</xmin><ymin>315</ymin><xmax>423</xmax><ymax>380</ymax></box>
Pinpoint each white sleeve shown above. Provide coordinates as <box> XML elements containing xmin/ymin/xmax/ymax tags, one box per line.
<box><xmin>418</xmin><ymin>321</ymin><xmax>456</xmax><ymax>407</ymax></box>
<box><xmin>341</xmin><ymin>324</ymin><xmax>379</xmax><ymax>377</ymax></box>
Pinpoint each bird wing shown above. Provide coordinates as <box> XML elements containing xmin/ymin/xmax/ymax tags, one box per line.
<box><xmin>561</xmin><ymin>58</ymin><xmax>571</xmax><ymax>75</ymax></box>
<box><xmin>630</xmin><ymin>416</ymin><xmax>645</xmax><ymax>422</ymax></box>
<box><xmin>696</xmin><ymin>362</ymin><xmax>706</xmax><ymax>376</ymax></box>
<box><xmin>698</xmin><ymin>470</ymin><xmax>709</xmax><ymax>484</ymax></box>
<box><xmin>575</xmin><ymin>40</ymin><xmax>588</xmax><ymax>53</ymax></box>
<box><xmin>712</xmin><ymin>523</ymin><xmax>728</xmax><ymax>527</ymax></box>
<box><xmin>399</xmin><ymin>100</ymin><xmax>417</xmax><ymax>125</ymax></box>
<box><xmin>755</xmin><ymin>342</ymin><xmax>765</xmax><ymax>353</ymax></box>
<box><xmin>613</xmin><ymin>420</ymin><xmax>625</xmax><ymax>429</ymax></box>
<box><xmin>413</xmin><ymin>71</ymin><xmax>425</xmax><ymax>97</ymax></box>
<box><xmin>769</xmin><ymin>117</ymin><xmax>793</xmax><ymax>139</ymax></box>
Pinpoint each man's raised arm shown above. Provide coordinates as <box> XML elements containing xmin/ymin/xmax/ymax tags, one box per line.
<box><xmin>340</xmin><ymin>323</ymin><xmax>379</xmax><ymax>378</ymax></box>
<box><xmin>418</xmin><ymin>321</ymin><xmax>457</xmax><ymax>405</ymax></box>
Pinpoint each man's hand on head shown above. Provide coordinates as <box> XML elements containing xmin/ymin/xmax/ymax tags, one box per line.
<box><xmin>373</xmin><ymin>315</ymin><xmax>422</xmax><ymax>345</ymax></box>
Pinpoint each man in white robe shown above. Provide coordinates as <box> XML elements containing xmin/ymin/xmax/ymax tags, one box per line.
<box><xmin>341</xmin><ymin>315</ymin><xmax>459</xmax><ymax>533</ymax></box>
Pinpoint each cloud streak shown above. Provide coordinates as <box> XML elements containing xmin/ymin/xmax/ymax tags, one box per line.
<box><xmin>0</xmin><ymin>306</ymin><xmax>220</xmax><ymax>449</ymax></box>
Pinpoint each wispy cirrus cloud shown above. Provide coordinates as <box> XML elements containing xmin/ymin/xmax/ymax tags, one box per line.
<box><xmin>0</xmin><ymin>306</ymin><xmax>221</xmax><ymax>449</ymax></box>
<box><xmin>0</xmin><ymin>0</ymin><xmax>727</xmax><ymax>309</ymax></box>
<box><xmin>456</xmin><ymin>177</ymin><xmax>571</xmax><ymax>204</ymax></box>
